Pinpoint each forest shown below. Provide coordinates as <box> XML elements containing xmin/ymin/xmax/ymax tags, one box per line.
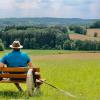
<box><xmin>0</xmin><ymin>19</ymin><xmax>100</xmax><ymax>51</ymax></box>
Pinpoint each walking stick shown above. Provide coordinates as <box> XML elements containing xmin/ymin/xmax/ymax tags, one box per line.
<box><xmin>36</xmin><ymin>79</ymin><xmax>76</xmax><ymax>98</ymax></box>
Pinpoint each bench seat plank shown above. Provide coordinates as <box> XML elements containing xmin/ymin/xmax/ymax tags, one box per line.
<box><xmin>0</xmin><ymin>67</ymin><xmax>28</xmax><ymax>72</ymax></box>
<box><xmin>0</xmin><ymin>74</ymin><xmax>26</xmax><ymax>78</ymax></box>
<box><xmin>0</xmin><ymin>80</ymin><xmax>26</xmax><ymax>83</ymax></box>
<box><xmin>0</xmin><ymin>67</ymin><xmax>40</xmax><ymax>72</ymax></box>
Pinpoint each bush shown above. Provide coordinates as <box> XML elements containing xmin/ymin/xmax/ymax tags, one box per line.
<box><xmin>90</xmin><ymin>21</ymin><xmax>100</xmax><ymax>28</ymax></box>
<box><xmin>63</xmin><ymin>39</ymin><xmax>100</xmax><ymax>51</ymax></box>
<box><xmin>74</xmin><ymin>26</ymin><xmax>87</xmax><ymax>35</ymax></box>
<box><xmin>0</xmin><ymin>43</ymin><xmax>5</xmax><ymax>51</ymax></box>
<box><xmin>69</xmin><ymin>25</ymin><xmax>87</xmax><ymax>35</ymax></box>
<box><xmin>63</xmin><ymin>40</ymin><xmax>72</xmax><ymax>50</ymax></box>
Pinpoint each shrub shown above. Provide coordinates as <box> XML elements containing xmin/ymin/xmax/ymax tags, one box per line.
<box><xmin>0</xmin><ymin>43</ymin><xmax>5</xmax><ymax>51</ymax></box>
<box><xmin>63</xmin><ymin>40</ymin><xmax>72</xmax><ymax>50</ymax></box>
<box><xmin>63</xmin><ymin>39</ymin><xmax>100</xmax><ymax>51</ymax></box>
<box><xmin>0</xmin><ymin>39</ymin><xmax>5</xmax><ymax>51</ymax></box>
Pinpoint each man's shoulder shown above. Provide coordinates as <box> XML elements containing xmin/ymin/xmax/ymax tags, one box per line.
<box><xmin>4</xmin><ymin>52</ymin><xmax>11</xmax><ymax>57</ymax></box>
<box><xmin>1</xmin><ymin>52</ymin><xmax>12</xmax><ymax>59</ymax></box>
<box><xmin>20</xmin><ymin>52</ymin><xmax>30</xmax><ymax>60</ymax></box>
<box><xmin>20</xmin><ymin>52</ymin><xmax>28</xmax><ymax>56</ymax></box>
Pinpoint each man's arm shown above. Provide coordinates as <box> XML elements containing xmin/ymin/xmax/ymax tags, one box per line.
<box><xmin>0</xmin><ymin>55</ymin><xmax>8</xmax><ymax>67</ymax></box>
<box><xmin>28</xmin><ymin>61</ymin><xmax>34</xmax><ymax>69</ymax></box>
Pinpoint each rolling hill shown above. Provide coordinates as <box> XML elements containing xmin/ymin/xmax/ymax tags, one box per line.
<box><xmin>0</xmin><ymin>17</ymin><xmax>99</xmax><ymax>26</ymax></box>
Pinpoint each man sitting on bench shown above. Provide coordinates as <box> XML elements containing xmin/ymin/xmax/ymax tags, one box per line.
<box><xmin>0</xmin><ymin>41</ymin><xmax>35</xmax><ymax>91</ymax></box>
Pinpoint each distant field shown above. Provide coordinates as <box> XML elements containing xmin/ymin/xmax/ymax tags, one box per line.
<box><xmin>0</xmin><ymin>49</ymin><xmax>83</xmax><ymax>57</ymax></box>
<box><xmin>69</xmin><ymin>28</ymin><xmax>100</xmax><ymax>41</ymax></box>
<box><xmin>1</xmin><ymin>49</ymin><xmax>97</xmax><ymax>57</ymax></box>
<box><xmin>0</xmin><ymin>50</ymin><xmax>100</xmax><ymax>100</ymax></box>
<box><xmin>69</xmin><ymin>33</ymin><xmax>100</xmax><ymax>41</ymax></box>
<box><xmin>87</xmin><ymin>29</ymin><xmax>100</xmax><ymax>37</ymax></box>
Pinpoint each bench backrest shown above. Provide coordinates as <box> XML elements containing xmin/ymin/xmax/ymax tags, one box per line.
<box><xmin>0</xmin><ymin>67</ymin><xmax>40</xmax><ymax>79</ymax></box>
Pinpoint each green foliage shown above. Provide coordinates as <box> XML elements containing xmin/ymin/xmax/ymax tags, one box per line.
<box><xmin>63</xmin><ymin>40</ymin><xmax>100</xmax><ymax>51</ymax></box>
<box><xmin>0</xmin><ymin>18</ymin><xmax>96</xmax><ymax>26</ymax></box>
<box><xmin>1</xmin><ymin>24</ymin><xmax>100</xmax><ymax>51</ymax></box>
<box><xmin>0</xmin><ymin>39</ymin><xmax>5</xmax><ymax>51</ymax></box>
<box><xmin>0</xmin><ymin>43</ymin><xmax>4</xmax><ymax>51</ymax></box>
<box><xmin>69</xmin><ymin>25</ymin><xmax>76</xmax><ymax>31</ymax></box>
<box><xmin>69</xmin><ymin>25</ymin><xmax>87</xmax><ymax>35</ymax></box>
<box><xmin>51</xmin><ymin>25</ymin><xmax>68</xmax><ymax>33</ymax></box>
<box><xmin>63</xmin><ymin>40</ymin><xmax>72</xmax><ymax>50</ymax></box>
<box><xmin>74</xmin><ymin>26</ymin><xmax>87</xmax><ymax>35</ymax></box>
<box><xmin>90</xmin><ymin>20</ymin><xmax>100</xmax><ymax>28</ymax></box>
<box><xmin>0</xmin><ymin>26</ymin><xmax>69</xmax><ymax>49</ymax></box>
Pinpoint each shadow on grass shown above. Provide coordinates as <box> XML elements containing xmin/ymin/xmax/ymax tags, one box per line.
<box><xmin>0</xmin><ymin>90</ymin><xmax>43</xmax><ymax>99</ymax></box>
<box><xmin>0</xmin><ymin>91</ymin><xmax>28</xmax><ymax>99</ymax></box>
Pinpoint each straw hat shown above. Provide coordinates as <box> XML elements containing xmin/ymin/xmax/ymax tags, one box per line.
<box><xmin>9</xmin><ymin>41</ymin><xmax>23</xmax><ymax>49</ymax></box>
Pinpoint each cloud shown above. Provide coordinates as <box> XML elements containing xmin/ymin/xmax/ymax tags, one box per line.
<box><xmin>89</xmin><ymin>0</ymin><xmax>100</xmax><ymax>18</ymax></box>
<box><xmin>16</xmin><ymin>1</ymin><xmax>39</xmax><ymax>9</ymax></box>
<box><xmin>0</xmin><ymin>0</ymin><xmax>99</xmax><ymax>18</ymax></box>
<box><xmin>0</xmin><ymin>0</ymin><xmax>15</xmax><ymax>10</ymax></box>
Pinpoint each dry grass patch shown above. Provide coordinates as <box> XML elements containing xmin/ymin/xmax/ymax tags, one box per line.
<box><xmin>87</xmin><ymin>29</ymin><xmax>100</xmax><ymax>37</ymax></box>
<box><xmin>69</xmin><ymin>34</ymin><xmax>100</xmax><ymax>41</ymax></box>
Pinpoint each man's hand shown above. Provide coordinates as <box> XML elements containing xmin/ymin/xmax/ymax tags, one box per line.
<box><xmin>0</xmin><ymin>63</ymin><xmax>5</xmax><ymax>67</ymax></box>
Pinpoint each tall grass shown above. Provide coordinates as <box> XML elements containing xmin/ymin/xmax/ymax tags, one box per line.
<box><xmin>0</xmin><ymin>50</ymin><xmax>100</xmax><ymax>100</ymax></box>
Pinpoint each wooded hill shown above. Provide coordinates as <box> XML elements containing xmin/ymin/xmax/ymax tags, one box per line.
<box><xmin>0</xmin><ymin>18</ymin><xmax>99</xmax><ymax>26</ymax></box>
<box><xmin>0</xmin><ymin>19</ymin><xmax>100</xmax><ymax>51</ymax></box>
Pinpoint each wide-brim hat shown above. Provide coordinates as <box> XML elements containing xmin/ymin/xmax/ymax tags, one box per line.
<box><xmin>9</xmin><ymin>41</ymin><xmax>23</xmax><ymax>49</ymax></box>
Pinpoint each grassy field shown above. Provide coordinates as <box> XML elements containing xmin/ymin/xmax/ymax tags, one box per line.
<box><xmin>0</xmin><ymin>50</ymin><xmax>100</xmax><ymax>100</ymax></box>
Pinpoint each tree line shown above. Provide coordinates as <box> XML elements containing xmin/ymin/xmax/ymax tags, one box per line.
<box><xmin>90</xmin><ymin>21</ymin><xmax>100</xmax><ymax>28</ymax></box>
<box><xmin>63</xmin><ymin>40</ymin><xmax>100</xmax><ymax>51</ymax></box>
<box><xmin>0</xmin><ymin>25</ymin><xmax>69</xmax><ymax>50</ymax></box>
<box><xmin>0</xmin><ymin>20</ymin><xmax>100</xmax><ymax>51</ymax></box>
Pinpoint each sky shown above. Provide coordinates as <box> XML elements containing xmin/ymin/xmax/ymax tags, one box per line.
<box><xmin>0</xmin><ymin>0</ymin><xmax>99</xmax><ymax>19</ymax></box>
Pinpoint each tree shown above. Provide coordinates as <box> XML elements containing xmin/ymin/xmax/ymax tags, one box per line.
<box><xmin>23</xmin><ymin>38</ymin><xmax>29</xmax><ymax>49</ymax></box>
<box><xmin>74</xmin><ymin>26</ymin><xmax>87</xmax><ymax>35</ymax></box>
<box><xmin>63</xmin><ymin>40</ymin><xmax>72</xmax><ymax>50</ymax></box>
<box><xmin>0</xmin><ymin>39</ymin><xmax>5</xmax><ymax>51</ymax></box>
<box><xmin>90</xmin><ymin>21</ymin><xmax>100</xmax><ymax>28</ymax></box>
<box><xmin>0</xmin><ymin>25</ymin><xmax>69</xmax><ymax>49</ymax></box>
<box><xmin>29</xmin><ymin>38</ymin><xmax>36</xmax><ymax>49</ymax></box>
<box><xmin>94</xmin><ymin>32</ymin><xmax>98</xmax><ymax>37</ymax></box>
<box><xmin>69</xmin><ymin>25</ymin><xmax>75</xmax><ymax>31</ymax></box>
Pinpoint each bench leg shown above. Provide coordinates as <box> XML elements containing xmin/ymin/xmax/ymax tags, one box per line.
<box><xmin>14</xmin><ymin>83</ymin><xmax>23</xmax><ymax>92</ymax></box>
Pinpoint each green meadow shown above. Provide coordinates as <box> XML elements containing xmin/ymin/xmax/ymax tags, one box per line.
<box><xmin>0</xmin><ymin>50</ymin><xmax>100</xmax><ymax>100</ymax></box>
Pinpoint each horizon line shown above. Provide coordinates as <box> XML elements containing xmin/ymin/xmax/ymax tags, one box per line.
<box><xmin>0</xmin><ymin>17</ymin><xmax>99</xmax><ymax>20</ymax></box>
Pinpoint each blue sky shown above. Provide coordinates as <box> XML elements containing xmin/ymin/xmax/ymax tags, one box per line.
<box><xmin>0</xmin><ymin>0</ymin><xmax>99</xmax><ymax>19</ymax></box>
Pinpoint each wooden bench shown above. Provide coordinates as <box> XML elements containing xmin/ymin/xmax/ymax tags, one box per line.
<box><xmin>0</xmin><ymin>67</ymin><xmax>42</xmax><ymax>96</ymax></box>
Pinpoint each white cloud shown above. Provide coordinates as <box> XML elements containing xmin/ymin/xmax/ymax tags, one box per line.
<box><xmin>0</xmin><ymin>0</ymin><xmax>99</xmax><ymax>18</ymax></box>
<box><xmin>0</xmin><ymin>0</ymin><xmax>15</xmax><ymax>10</ymax></box>
<box><xmin>89</xmin><ymin>1</ymin><xmax>100</xmax><ymax>18</ymax></box>
<box><xmin>15</xmin><ymin>0</ymin><xmax>41</xmax><ymax>9</ymax></box>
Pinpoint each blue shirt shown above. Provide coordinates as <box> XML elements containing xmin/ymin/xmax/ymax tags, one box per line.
<box><xmin>0</xmin><ymin>50</ymin><xmax>31</xmax><ymax>67</ymax></box>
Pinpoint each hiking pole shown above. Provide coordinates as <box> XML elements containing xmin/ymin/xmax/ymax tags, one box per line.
<box><xmin>37</xmin><ymin>79</ymin><xmax>76</xmax><ymax>98</ymax></box>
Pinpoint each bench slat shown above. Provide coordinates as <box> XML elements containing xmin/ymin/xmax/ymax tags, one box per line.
<box><xmin>0</xmin><ymin>80</ymin><xmax>26</xmax><ymax>83</ymax></box>
<box><xmin>0</xmin><ymin>67</ymin><xmax>28</xmax><ymax>72</ymax></box>
<box><xmin>0</xmin><ymin>74</ymin><xmax>26</xmax><ymax>78</ymax></box>
<box><xmin>0</xmin><ymin>67</ymin><xmax>40</xmax><ymax>72</ymax></box>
